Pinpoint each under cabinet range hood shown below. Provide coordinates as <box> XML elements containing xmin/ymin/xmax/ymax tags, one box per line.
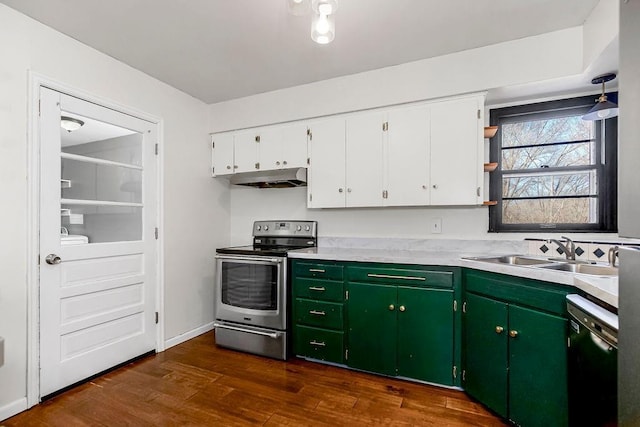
<box><xmin>229</xmin><ymin>167</ymin><xmax>307</xmax><ymax>188</ymax></box>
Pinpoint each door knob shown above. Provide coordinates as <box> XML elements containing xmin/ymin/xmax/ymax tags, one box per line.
<box><xmin>388</xmin><ymin>304</ymin><xmax>395</xmax><ymax>311</ymax></box>
<box><xmin>45</xmin><ymin>254</ymin><xmax>61</xmax><ymax>265</ymax></box>
<box><xmin>495</xmin><ymin>326</ymin><xmax>504</xmax><ymax>334</ymax></box>
<box><xmin>509</xmin><ymin>330</ymin><xmax>519</xmax><ymax>338</ymax></box>
<box><xmin>399</xmin><ymin>305</ymin><xmax>406</xmax><ymax>312</ymax></box>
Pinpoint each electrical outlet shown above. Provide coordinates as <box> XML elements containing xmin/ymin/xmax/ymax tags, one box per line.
<box><xmin>431</xmin><ymin>218</ymin><xmax>442</xmax><ymax>234</ymax></box>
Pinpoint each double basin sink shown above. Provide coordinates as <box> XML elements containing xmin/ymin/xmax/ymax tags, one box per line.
<box><xmin>467</xmin><ymin>255</ymin><xmax>618</xmax><ymax>277</ymax></box>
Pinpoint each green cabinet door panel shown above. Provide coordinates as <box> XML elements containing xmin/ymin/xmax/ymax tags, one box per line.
<box><xmin>397</xmin><ymin>287</ymin><xmax>454</xmax><ymax>385</ymax></box>
<box><xmin>347</xmin><ymin>282</ymin><xmax>397</xmax><ymax>376</ymax></box>
<box><xmin>508</xmin><ymin>305</ymin><xmax>569</xmax><ymax>427</ymax></box>
<box><xmin>294</xmin><ymin>298</ymin><xmax>344</xmax><ymax>330</ymax></box>
<box><xmin>463</xmin><ymin>292</ymin><xmax>509</xmax><ymax>418</ymax></box>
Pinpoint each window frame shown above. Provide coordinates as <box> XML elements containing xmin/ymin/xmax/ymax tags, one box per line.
<box><xmin>488</xmin><ymin>94</ymin><xmax>617</xmax><ymax>233</ymax></box>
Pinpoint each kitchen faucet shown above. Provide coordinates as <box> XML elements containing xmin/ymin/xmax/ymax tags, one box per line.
<box><xmin>547</xmin><ymin>236</ymin><xmax>576</xmax><ymax>261</ymax></box>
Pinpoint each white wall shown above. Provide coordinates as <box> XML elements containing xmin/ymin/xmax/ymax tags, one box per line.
<box><xmin>0</xmin><ymin>4</ymin><xmax>229</xmax><ymax>418</ymax></box>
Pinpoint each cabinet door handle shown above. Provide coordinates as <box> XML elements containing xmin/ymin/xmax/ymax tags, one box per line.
<box><xmin>367</xmin><ymin>273</ymin><xmax>426</xmax><ymax>281</ymax></box>
<box><xmin>399</xmin><ymin>305</ymin><xmax>406</xmax><ymax>312</ymax></box>
<box><xmin>338</xmin><ymin>188</ymin><xmax>344</xmax><ymax>193</ymax></box>
<box><xmin>309</xmin><ymin>310</ymin><xmax>326</xmax><ymax>316</ymax></box>
<box><xmin>276</xmin><ymin>161</ymin><xmax>281</xmax><ymax>166</ymax></box>
<box><xmin>509</xmin><ymin>330</ymin><xmax>519</xmax><ymax>338</ymax></box>
<box><xmin>308</xmin><ymin>286</ymin><xmax>326</xmax><ymax>291</ymax></box>
<box><xmin>388</xmin><ymin>304</ymin><xmax>395</xmax><ymax>311</ymax></box>
<box><xmin>310</xmin><ymin>340</ymin><xmax>326</xmax><ymax>347</ymax></box>
<box><xmin>495</xmin><ymin>326</ymin><xmax>504</xmax><ymax>334</ymax></box>
<box><xmin>309</xmin><ymin>268</ymin><xmax>325</xmax><ymax>273</ymax></box>
<box><xmin>283</xmin><ymin>160</ymin><xmax>288</xmax><ymax>165</ymax></box>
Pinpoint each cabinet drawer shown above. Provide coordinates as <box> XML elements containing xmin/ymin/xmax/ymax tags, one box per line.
<box><xmin>295</xmin><ymin>299</ymin><xmax>344</xmax><ymax>330</ymax></box>
<box><xmin>293</xmin><ymin>262</ymin><xmax>344</xmax><ymax>280</ymax></box>
<box><xmin>294</xmin><ymin>325</ymin><xmax>344</xmax><ymax>363</ymax></box>
<box><xmin>293</xmin><ymin>278</ymin><xmax>344</xmax><ymax>302</ymax></box>
<box><xmin>347</xmin><ymin>266</ymin><xmax>453</xmax><ymax>288</ymax></box>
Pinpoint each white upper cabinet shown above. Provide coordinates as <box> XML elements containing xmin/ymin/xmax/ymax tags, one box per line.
<box><xmin>430</xmin><ymin>96</ymin><xmax>483</xmax><ymax>205</ymax></box>
<box><xmin>345</xmin><ymin>112</ymin><xmax>385</xmax><ymax>207</ymax></box>
<box><xmin>308</xmin><ymin>118</ymin><xmax>346</xmax><ymax>208</ymax></box>
<box><xmin>256</xmin><ymin>127</ymin><xmax>283</xmax><ymax>170</ymax></box>
<box><xmin>211</xmin><ymin>132</ymin><xmax>234</xmax><ymax>176</ymax></box>
<box><xmin>281</xmin><ymin>123</ymin><xmax>309</xmax><ymax>169</ymax></box>
<box><xmin>385</xmin><ymin>105</ymin><xmax>431</xmax><ymax>206</ymax></box>
<box><xmin>234</xmin><ymin>130</ymin><xmax>260</xmax><ymax>173</ymax></box>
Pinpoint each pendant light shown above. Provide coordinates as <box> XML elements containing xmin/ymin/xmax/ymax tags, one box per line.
<box><xmin>60</xmin><ymin>116</ymin><xmax>85</xmax><ymax>132</ymax></box>
<box><xmin>582</xmin><ymin>73</ymin><xmax>619</xmax><ymax>121</ymax></box>
<box><xmin>311</xmin><ymin>0</ymin><xmax>337</xmax><ymax>44</ymax></box>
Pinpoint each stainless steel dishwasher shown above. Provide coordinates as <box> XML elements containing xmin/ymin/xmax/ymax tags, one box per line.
<box><xmin>566</xmin><ymin>294</ymin><xmax>618</xmax><ymax>426</ymax></box>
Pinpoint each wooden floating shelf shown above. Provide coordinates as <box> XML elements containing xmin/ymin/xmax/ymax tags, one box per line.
<box><xmin>483</xmin><ymin>200</ymin><xmax>498</xmax><ymax>206</ymax></box>
<box><xmin>484</xmin><ymin>126</ymin><xmax>498</xmax><ymax>139</ymax></box>
<box><xmin>484</xmin><ymin>162</ymin><xmax>498</xmax><ymax>172</ymax></box>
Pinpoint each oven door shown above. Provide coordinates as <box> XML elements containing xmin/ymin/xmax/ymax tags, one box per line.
<box><xmin>215</xmin><ymin>254</ymin><xmax>286</xmax><ymax>330</ymax></box>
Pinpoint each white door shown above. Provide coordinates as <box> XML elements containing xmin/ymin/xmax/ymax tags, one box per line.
<box><xmin>212</xmin><ymin>132</ymin><xmax>235</xmax><ymax>176</ymax></box>
<box><xmin>345</xmin><ymin>112</ymin><xmax>385</xmax><ymax>207</ymax></box>
<box><xmin>39</xmin><ymin>87</ymin><xmax>158</xmax><ymax>397</ymax></box>
<box><xmin>385</xmin><ymin>105</ymin><xmax>431</xmax><ymax>206</ymax></box>
<box><xmin>430</xmin><ymin>97</ymin><xmax>482</xmax><ymax>205</ymax></box>
<box><xmin>234</xmin><ymin>130</ymin><xmax>259</xmax><ymax>173</ymax></box>
<box><xmin>257</xmin><ymin>127</ymin><xmax>283</xmax><ymax>170</ymax></box>
<box><xmin>281</xmin><ymin>123</ymin><xmax>308</xmax><ymax>169</ymax></box>
<box><xmin>308</xmin><ymin>118</ymin><xmax>346</xmax><ymax>208</ymax></box>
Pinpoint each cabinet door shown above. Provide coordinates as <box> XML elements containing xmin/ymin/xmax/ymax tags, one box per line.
<box><xmin>234</xmin><ymin>130</ymin><xmax>259</xmax><ymax>173</ymax></box>
<box><xmin>345</xmin><ymin>112</ymin><xmax>384</xmax><ymax>207</ymax></box>
<box><xmin>397</xmin><ymin>287</ymin><xmax>454</xmax><ymax>385</ymax></box>
<box><xmin>347</xmin><ymin>282</ymin><xmax>397</xmax><ymax>376</ymax></box>
<box><xmin>430</xmin><ymin>97</ymin><xmax>482</xmax><ymax>205</ymax></box>
<box><xmin>258</xmin><ymin>127</ymin><xmax>284</xmax><ymax>170</ymax></box>
<box><xmin>282</xmin><ymin>123</ymin><xmax>308</xmax><ymax>169</ymax></box>
<box><xmin>463</xmin><ymin>292</ymin><xmax>508</xmax><ymax>418</ymax></box>
<box><xmin>385</xmin><ymin>105</ymin><xmax>430</xmax><ymax>206</ymax></box>
<box><xmin>508</xmin><ymin>305</ymin><xmax>569</xmax><ymax>427</ymax></box>
<box><xmin>308</xmin><ymin>119</ymin><xmax>346</xmax><ymax>208</ymax></box>
<box><xmin>211</xmin><ymin>132</ymin><xmax>235</xmax><ymax>176</ymax></box>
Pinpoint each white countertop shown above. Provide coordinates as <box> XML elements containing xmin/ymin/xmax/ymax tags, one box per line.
<box><xmin>289</xmin><ymin>247</ymin><xmax>618</xmax><ymax>308</ymax></box>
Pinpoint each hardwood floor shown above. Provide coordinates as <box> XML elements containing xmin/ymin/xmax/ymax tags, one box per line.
<box><xmin>4</xmin><ymin>332</ymin><xmax>507</xmax><ymax>426</ymax></box>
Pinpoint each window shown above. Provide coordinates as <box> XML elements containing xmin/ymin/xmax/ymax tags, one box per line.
<box><xmin>489</xmin><ymin>95</ymin><xmax>617</xmax><ymax>232</ymax></box>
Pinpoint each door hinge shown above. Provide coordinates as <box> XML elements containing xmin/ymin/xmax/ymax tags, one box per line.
<box><xmin>462</xmin><ymin>369</ymin><xmax>466</xmax><ymax>382</ymax></box>
<box><xmin>453</xmin><ymin>300</ymin><xmax>458</xmax><ymax>312</ymax></box>
<box><xmin>307</xmin><ymin>157</ymin><xmax>310</xmax><ymax>165</ymax></box>
<box><xmin>255</xmin><ymin>135</ymin><xmax>260</xmax><ymax>143</ymax></box>
<box><xmin>453</xmin><ymin>365</ymin><xmax>457</xmax><ymax>379</ymax></box>
<box><xmin>462</xmin><ymin>301</ymin><xmax>467</xmax><ymax>313</ymax></box>
<box><xmin>345</xmin><ymin>349</ymin><xmax>349</xmax><ymax>361</ymax></box>
<box><xmin>155</xmin><ymin>143</ymin><xmax>159</xmax><ymax>155</ymax></box>
<box><xmin>212</xmin><ymin>167</ymin><xmax>215</xmax><ymax>175</ymax></box>
<box><xmin>255</xmin><ymin>162</ymin><xmax>260</xmax><ymax>170</ymax></box>
<box><xmin>477</xmin><ymin>109</ymin><xmax>481</xmax><ymax>119</ymax></box>
<box><xmin>155</xmin><ymin>312</ymin><xmax>159</xmax><ymax>324</ymax></box>
<box><xmin>309</xmin><ymin>193</ymin><xmax>312</xmax><ymax>202</ymax></box>
<box><xmin>308</xmin><ymin>130</ymin><xmax>313</xmax><ymax>141</ymax></box>
<box><xmin>476</xmin><ymin>187</ymin><xmax>481</xmax><ymax>197</ymax></box>
<box><xmin>345</xmin><ymin>290</ymin><xmax>349</xmax><ymax>301</ymax></box>
<box><xmin>212</xmin><ymin>141</ymin><xmax>215</xmax><ymax>149</ymax></box>
<box><xmin>382</xmin><ymin>190</ymin><xmax>388</xmax><ymax>199</ymax></box>
<box><xmin>568</xmin><ymin>337</ymin><xmax>571</xmax><ymax>348</ymax></box>
<box><xmin>154</xmin><ymin>227</ymin><xmax>159</xmax><ymax>240</ymax></box>
<box><xmin>382</xmin><ymin>122</ymin><xmax>389</xmax><ymax>131</ymax></box>
<box><xmin>37</xmin><ymin>254</ymin><xmax>40</xmax><ymax>265</ymax></box>
<box><xmin>38</xmin><ymin>100</ymin><xmax>41</xmax><ymax>116</ymax></box>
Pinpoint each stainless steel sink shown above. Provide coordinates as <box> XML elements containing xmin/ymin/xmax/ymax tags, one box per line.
<box><xmin>467</xmin><ymin>255</ymin><xmax>554</xmax><ymax>266</ymax></box>
<box><xmin>538</xmin><ymin>263</ymin><xmax>619</xmax><ymax>276</ymax></box>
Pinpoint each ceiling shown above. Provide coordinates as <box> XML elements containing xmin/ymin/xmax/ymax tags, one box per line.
<box><xmin>1</xmin><ymin>0</ymin><xmax>602</xmax><ymax>104</ymax></box>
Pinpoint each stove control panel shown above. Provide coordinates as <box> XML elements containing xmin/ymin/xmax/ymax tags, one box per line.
<box><xmin>253</xmin><ymin>220</ymin><xmax>317</xmax><ymax>238</ymax></box>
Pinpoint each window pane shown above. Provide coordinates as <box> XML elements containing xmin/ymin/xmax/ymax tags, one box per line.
<box><xmin>502</xmin><ymin>198</ymin><xmax>597</xmax><ymax>224</ymax></box>
<box><xmin>501</xmin><ymin>116</ymin><xmax>594</xmax><ymax>148</ymax></box>
<box><xmin>501</xmin><ymin>142</ymin><xmax>594</xmax><ymax>170</ymax></box>
<box><xmin>502</xmin><ymin>171</ymin><xmax>596</xmax><ymax>198</ymax></box>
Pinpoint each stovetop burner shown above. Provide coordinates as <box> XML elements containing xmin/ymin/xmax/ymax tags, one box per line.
<box><xmin>216</xmin><ymin>220</ymin><xmax>317</xmax><ymax>257</ymax></box>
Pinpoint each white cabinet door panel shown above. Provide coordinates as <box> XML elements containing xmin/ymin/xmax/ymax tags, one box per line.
<box><xmin>308</xmin><ymin>119</ymin><xmax>346</xmax><ymax>208</ymax></box>
<box><xmin>234</xmin><ymin>130</ymin><xmax>259</xmax><ymax>173</ymax></box>
<box><xmin>430</xmin><ymin>97</ymin><xmax>481</xmax><ymax>205</ymax></box>
<box><xmin>346</xmin><ymin>112</ymin><xmax>384</xmax><ymax>207</ymax></box>
<box><xmin>257</xmin><ymin>127</ymin><xmax>283</xmax><ymax>170</ymax></box>
<box><xmin>385</xmin><ymin>105</ymin><xmax>430</xmax><ymax>206</ymax></box>
<box><xmin>212</xmin><ymin>133</ymin><xmax>234</xmax><ymax>176</ymax></box>
<box><xmin>282</xmin><ymin>123</ymin><xmax>308</xmax><ymax>169</ymax></box>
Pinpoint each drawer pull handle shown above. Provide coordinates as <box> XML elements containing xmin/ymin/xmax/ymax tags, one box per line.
<box><xmin>310</xmin><ymin>340</ymin><xmax>326</xmax><ymax>347</ymax></box>
<box><xmin>309</xmin><ymin>286</ymin><xmax>326</xmax><ymax>291</ymax></box>
<box><xmin>367</xmin><ymin>273</ymin><xmax>426</xmax><ymax>281</ymax></box>
<box><xmin>309</xmin><ymin>268</ymin><xmax>326</xmax><ymax>273</ymax></box>
<box><xmin>309</xmin><ymin>310</ymin><xmax>326</xmax><ymax>316</ymax></box>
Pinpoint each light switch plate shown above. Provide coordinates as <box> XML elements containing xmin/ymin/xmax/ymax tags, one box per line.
<box><xmin>431</xmin><ymin>218</ymin><xmax>442</xmax><ymax>234</ymax></box>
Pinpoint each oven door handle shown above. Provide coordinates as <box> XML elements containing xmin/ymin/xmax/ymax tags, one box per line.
<box><xmin>215</xmin><ymin>255</ymin><xmax>283</xmax><ymax>264</ymax></box>
<box><xmin>213</xmin><ymin>323</ymin><xmax>280</xmax><ymax>339</ymax></box>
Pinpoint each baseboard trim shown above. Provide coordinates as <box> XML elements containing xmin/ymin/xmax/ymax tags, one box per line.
<box><xmin>0</xmin><ymin>397</ymin><xmax>28</xmax><ymax>422</ymax></box>
<box><xmin>164</xmin><ymin>321</ymin><xmax>214</xmax><ymax>350</ymax></box>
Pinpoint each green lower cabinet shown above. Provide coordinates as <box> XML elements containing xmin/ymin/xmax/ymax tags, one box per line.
<box><xmin>294</xmin><ymin>325</ymin><xmax>344</xmax><ymax>363</ymax></box>
<box><xmin>397</xmin><ymin>286</ymin><xmax>454</xmax><ymax>385</ymax></box>
<box><xmin>463</xmin><ymin>291</ymin><xmax>569</xmax><ymax>427</ymax></box>
<box><xmin>347</xmin><ymin>282</ymin><xmax>398</xmax><ymax>376</ymax></box>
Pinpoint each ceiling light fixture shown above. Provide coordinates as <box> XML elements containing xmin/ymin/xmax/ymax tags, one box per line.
<box><xmin>582</xmin><ymin>73</ymin><xmax>619</xmax><ymax>121</ymax></box>
<box><xmin>60</xmin><ymin>116</ymin><xmax>85</xmax><ymax>132</ymax></box>
<box><xmin>310</xmin><ymin>0</ymin><xmax>337</xmax><ymax>45</ymax></box>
